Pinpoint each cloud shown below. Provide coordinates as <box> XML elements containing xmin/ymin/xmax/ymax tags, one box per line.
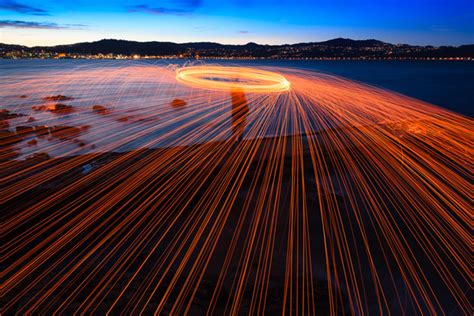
<box><xmin>0</xmin><ymin>0</ymin><xmax>49</xmax><ymax>15</ymax></box>
<box><xmin>238</xmin><ymin>30</ymin><xmax>249</xmax><ymax>34</ymax></box>
<box><xmin>179</xmin><ymin>0</ymin><xmax>202</xmax><ymax>9</ymax></box>
<box><xmin>0</xmin><ymin>20</ymin><xmax>86</xmax><ymax>29</ymax></box>
<box><xmin>128</xmin><ymin>1</ymin><xmax>203</xmax><ymax>15</ymax></box>
<box><xmin>128</xmin><ymin>5</ymin><xmax>189</xmax><ymax>15</ymax></box>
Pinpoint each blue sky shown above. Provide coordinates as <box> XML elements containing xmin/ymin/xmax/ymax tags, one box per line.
<box><xmin>0</xmin><ymin>0</ymin><xmax>473</xmax><ymax>46</ymax></box>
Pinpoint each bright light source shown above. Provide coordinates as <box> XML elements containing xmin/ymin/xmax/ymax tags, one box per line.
<box><xmin>176</xmin><ymin>66</ymin><xmax>290</xmax><ymax>93</ymax></box>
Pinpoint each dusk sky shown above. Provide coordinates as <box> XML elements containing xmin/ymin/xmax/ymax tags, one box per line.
<box><xmin>0</xmin><ymin>0</ymin><xmax>473</xmax><ymax>46</ymax></box>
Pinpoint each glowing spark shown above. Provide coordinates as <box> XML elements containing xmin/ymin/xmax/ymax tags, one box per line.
<box><xmin>1</xmin><ymin>63</ymin><xmax>470</xmax><ymax>314</ymax></box>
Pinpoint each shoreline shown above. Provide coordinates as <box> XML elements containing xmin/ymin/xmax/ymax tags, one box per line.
<box><xmin>2</xmin><ymin>57</ymin><xmax>473</xmax><ymax>61</ymax></box>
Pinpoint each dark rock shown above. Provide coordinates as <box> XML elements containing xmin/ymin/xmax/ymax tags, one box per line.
<box><xmin>49</xmin><ymin>125</ymin><xmax>83</xmax><ymax>140</ymax></box>
<box><xmin>16</xmin><ymin>125</ymin><xmax>34</xmax><ymax>134</ymax></box>
<box><xmin>43</xmin><ymin>95</ymin><xmax>74</xmax><ymax>101</ymax></box>
<box><xmin>117</xmin><ymin>116</ymin><xmax>130</xmax><ymax>122</ymax></box>
<box><xmin>34</xmin><ymin>125</ymin><xmax>49</xmax><ymax>136</ymax></box>
<box><xmin>33</xmin><ymin>104</ymin><xmax>75</xmax><ymax>115</ymax></box>
<box><xmin>0</xmin><ymin>120</ymin><xmax>9</xmax><ymax>129</ymax></box>
<box><xmin>171</xmin><ymin>98</ymin><xmax>187</xmax><ymax>107</ymax></box>
<box><xmin>92</xmin><ymin>105</ymin><xmax>110</xmax><ymax>115</ymax></box>
<box><xmin>26</xmin><ymin>152</ymin><xmax>51</xmax><ymax>161</ymax></box>
<box><xmin>0</xmin><ymin>109</ymin><xmax>26</xmax><ymax>120</ymax></box>
<box><xmin>50</xmin><ymin>103</ymin><xmax>74</xmax><ymax>115</ymax></box>
<box><xmin>0</xmin><ymin>130</ymin><xmax>23</xmax><ymax>146</ymax></box>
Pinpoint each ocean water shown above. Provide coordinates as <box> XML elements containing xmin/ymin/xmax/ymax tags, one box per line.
<box><xmin>1</xmin><ymin>59</ymin><xmax>473</xmax><ymax>116</ymax></box>
<box><xmin>1</xmin><ymin>59</ymin><xmax>471</xmax><ymax>159</ymax></box>
<box><xmin>222</xmin><ymin>59</ymin><xmax>474</xmax><ymax>117</ymax></box>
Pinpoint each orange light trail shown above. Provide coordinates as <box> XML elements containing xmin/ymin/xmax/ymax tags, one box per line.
<box><xmin>0</xmin><ymin>64</ymin><xmax>471</xmax><ymax>314</ymax></box>
<box><xmin>176</xmin><ymin>66</ymin><xmax>291</xmax><ymax>92</ymax></box>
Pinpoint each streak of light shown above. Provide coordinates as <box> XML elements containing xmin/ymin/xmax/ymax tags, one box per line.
<box><xmin>0</xmin><ymin>63</ymin><xmax>471</xmax><ymax>315</ymax></box>
<box><xmin>176</xmin><ymin>66</ymin><xmax>291</xmax><ymax>93</ymax></box>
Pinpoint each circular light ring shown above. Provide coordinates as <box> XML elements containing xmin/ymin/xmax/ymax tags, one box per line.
<box><xmin>176</xmin><ymin>66</ymin><xmax>290</xmax><ymax>93</ymax></box>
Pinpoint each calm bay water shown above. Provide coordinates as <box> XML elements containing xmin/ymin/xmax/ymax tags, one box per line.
<box><xmin>1</xmin><ymin>59</ymin><xmax>473</xmax><ymax>116</ymax></box>
<box><xmin>255</xmin><ymin>59</ymin><xmax>474</xmax><ymax>117</ymax></box>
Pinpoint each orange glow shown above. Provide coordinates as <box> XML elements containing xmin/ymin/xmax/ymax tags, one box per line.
<box><xmin>176</xmin><ymin>66</ymin><xmax>291</xmax><ymax>93</ymax></box>
<box><xmin>1</xmin><ymin>64</ymin><xmax>470</xmax><ymax>314</ymax></box>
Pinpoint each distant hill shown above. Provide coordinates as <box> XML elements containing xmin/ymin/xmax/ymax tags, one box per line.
<box><xmin>317</xmin><ymin>38</ymin><xmax>386</xmax><ymax>47</ymax></box>
<box><xmin>1</xmin><ymin>38</ymin><xmax>473</xmax><ymax>59</ymax></box>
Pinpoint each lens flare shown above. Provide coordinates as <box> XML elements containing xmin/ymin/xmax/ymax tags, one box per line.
<box><xmin>176</xmin><ymin>66</ymin><xmax>291</xmax><ymax>92</ymax></box>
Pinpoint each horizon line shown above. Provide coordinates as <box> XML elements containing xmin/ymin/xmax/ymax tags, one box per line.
<box><xmin>3</xmin><ymin>37</ymin><xmax>474</xmax><ymax>49</ymax></box>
